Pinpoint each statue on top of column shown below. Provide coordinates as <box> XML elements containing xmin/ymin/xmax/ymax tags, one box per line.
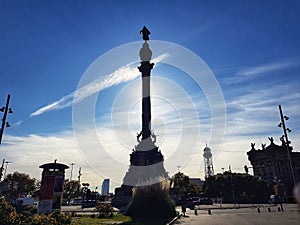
<box><xmin>140</xmin><ymin>26</ymin><xmax>151</xmax><ymax>41</ymax></box>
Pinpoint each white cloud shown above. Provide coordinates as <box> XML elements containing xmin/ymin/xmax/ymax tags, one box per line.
<box><xmin>2</xmin><ymin>133</ymin><xmax>84</xmax><ymax>180</ymax></box>
<box><xmin>1</xmin><ymin>83</ymin><xmax>212</xmax><ymax>189</ymax></box>
<box><xmin>13</xmin><ymin>120</ymin><xmax>23</xmax><ymax>127</ymax></box>
<box><xmin>3</xmin><ymin>62</ymin><xmax>300</xmax><ymax>191</ymax></box>
<box><xmin>237</xmin><ymin>60</ymin><xmax>298</xmax><ymax>76</ymax></box>
<box><xmin>30</xmin><ymin>54</ymin><xmax>169</xmax><ymax>117</ymax></box>
<box><xmin>3</xmin><ymin>82</ymin><xmax>300</xmax><ymax>190</ymax></box>
<box><xmin>223</xmin><ymin>83</ymin><xmax>300</xmax><ymax>155</ymax></box>
<box><xmin>225</xmin><ymin>59</ymin><xmax>299</xmax><ymax>84</ymax></box>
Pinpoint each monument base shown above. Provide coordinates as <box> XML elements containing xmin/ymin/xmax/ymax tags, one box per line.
<box><xmin>111</xmin><ymin>185</ymin><xmax>133</xmax><ymax>208</ymax></box>
<box><xmin>123</xmin><ymin>145</ymin><xmax>168</xmax><ymax>186</ymax></box>
<box><xmin>112</xmin><ymin>144</ymin><xmax>169</xmax><ymax>208</ymax></box>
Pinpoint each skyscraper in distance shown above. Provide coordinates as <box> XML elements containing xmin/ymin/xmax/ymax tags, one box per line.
<box><xmin>101</xmin><ymin>178</ymin><xmax>110</xmax><ymax>196</ymax></box>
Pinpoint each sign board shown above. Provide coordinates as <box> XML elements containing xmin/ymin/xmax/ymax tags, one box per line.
<box><xmin>41</xmin><ymin>175</ymin><xmax>55</xmax><ymax>199</ymax></box>
<box><xmin>38</xmin><ymin>200</ymin><xmax>53</xmax><ymax>214</ymax></box>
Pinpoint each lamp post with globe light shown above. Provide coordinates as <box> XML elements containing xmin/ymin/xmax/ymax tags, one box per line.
<box><xmin>278</xmin><ymin>105</ymin><xmax>295</xmax><ymax>186</ymax></box>
<box><xmin>0</xmin><ymin>94</ymin><xmax>13</xmax><ymax>181</ymax></box>
<box><xmin>0</xmin><ymin>94</ymin><xmax>13</xmax><ymax>144</ymax></box>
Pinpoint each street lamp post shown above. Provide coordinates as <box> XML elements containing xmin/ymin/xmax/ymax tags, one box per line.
<box><xmin>3</xmin><ymin>161</ymin><xmax>11</xmax><ymax>178</ymax></box>
<box><xmin>0</xmin><ymin>94</ymin><xmax>13</xmax><ymax>144</ymax></box>
<box><xmin>78</xmin><ymin>167</ymin><xmax>82</xmax><ymax>182</ymax></box>
<box><xmin>244</xmin><ymin>165</ymin><xmax>253</xmax><ymax>174</ymax></box>
<box><xmin>70</xmin><ymin>163</ymin><xmax>75</xmax><ymax>180</ymax></box>
<box><xmin>228</xmin><ymin>165</ymin><xmax>236</xmax><ymax>205</ymax></box>
<box><xmin>278</xmin><ymin>105</ymin><xmax>295</xmax><ymax>186</ymax></box>
<box><xmin>0</xmin><ymin>159</ymin><xmax>5</xmax><ymax>181</ymax></box>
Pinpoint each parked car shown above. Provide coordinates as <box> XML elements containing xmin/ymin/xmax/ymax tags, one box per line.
<box><xmin>82</xmin><ymin>199</ymin><xmax>97</xmax><ymax>208</ymax></box>
<box><xmin>16</xmin><ymin>197</ymin><xmax>34</xmax><ymax>206</ymax></box>
<box><xmin>70</xmin><ymin>198</ymin><xmax>83</xmax><ymax>205</ymax></box>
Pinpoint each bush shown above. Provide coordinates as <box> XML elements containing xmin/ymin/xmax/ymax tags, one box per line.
<box><xmin>96</xmin><ymin>202</ymin><xmax>113</xmax><ymax>218</ymax></box>
<box><xmin>51</xmin><ymin>211</ymin><xmax>72</xmax><ymax>225</ymax></box>
<box><xmin>14</xmin><ymin>203</ymin><xmax>37</xmax><ymax>216</ymax></box>
<box><xmin>0</xmin><ymin>198</ymin><xmax>72</xmax><ymax>225</ymax></box>
<box><xmin>126</xmin><ymin>184</ymin><xmax>176</xmax><ymax>219</ymax></box>
<box><xmin>0</xmin><ymin>198</ymin><xmax>18</xmax><ymax>225</ymax></box>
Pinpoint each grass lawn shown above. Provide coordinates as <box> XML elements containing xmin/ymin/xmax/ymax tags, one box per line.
<box><xmin>71</xmin><ymin>214</ymin><xmax>130</xmax><ymax>225</ymax></box>
<box><xmin>72</xmin><ymin>214</ymin><xmax>173</xmax><ymax>225</ymax></box>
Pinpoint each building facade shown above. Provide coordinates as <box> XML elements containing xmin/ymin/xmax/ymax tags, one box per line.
<box><xmin>247</xmin><ymin>137</ymin><xmax>300</xmax><ymax>196</ymax></box>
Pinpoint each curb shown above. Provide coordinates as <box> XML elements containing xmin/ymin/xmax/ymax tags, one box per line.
<box><xmin>166</xmin><ymin>213</ymin><xmax>182</xmax><ymax>225</ymax></box>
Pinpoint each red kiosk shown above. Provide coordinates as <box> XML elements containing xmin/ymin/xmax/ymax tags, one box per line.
<box><xmin>38</xmin><ymin>160</ymin><xmax>69</xmax><ymax>214</ymax></box>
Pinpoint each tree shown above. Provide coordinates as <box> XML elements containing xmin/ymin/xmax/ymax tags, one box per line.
<box><xmin>202</xmin><ymin>172</ymin><xmax>273</xmax><ymax>203</ymax></box>
<box><xmin>169</xmin><ymin>172</ymin><xmax>199</xmax><ymax>200</ymax></box>
<box><xmin>63</xmin><ymin>179</ymin><xmax>81</xmax><ymax>202</ymax></box>
<box><xmin>3</xmin><ymin>172</ymin><xmax>39</xmax><ymax>200</ymax></box>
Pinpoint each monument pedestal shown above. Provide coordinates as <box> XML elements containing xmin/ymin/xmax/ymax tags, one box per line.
<box><xmin>123</xmin><ymin>137</ymin><xmax>168</xmax><ymax>186</ymax></box>
<box><xmin>112</xmin><ymin>140</ymin><xmax>168</xmax><ymax>207</ymax></box>
<box><xmin>112</xmin><ymin>185</ymin><xmax>132</xmax><ymax>208</ymax></box>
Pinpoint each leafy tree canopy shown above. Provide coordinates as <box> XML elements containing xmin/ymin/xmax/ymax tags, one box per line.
<box><xmin>63</xmin><ymin>179</ymin><xmax>81</xmax><ymax>200</ymax></box>
<box><xmin>170</xmin><ymin>172</ymin><xmax>199</xmax><ymax>197</ymax></box>
<box><xmin>202</xmin><ymin>172</ymin><xmax>273</xmax><ymax>203</ymax></box>
<box><xmin>3</xmin><ymin>171</ymin><xmax>39</xmax><ymax>200</ymax></box>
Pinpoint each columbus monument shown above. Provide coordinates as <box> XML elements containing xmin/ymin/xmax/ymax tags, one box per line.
<box><xmin>113</xmin><ymin>27</ymin><xmax>175</xmax><ymax>219</ymax></box>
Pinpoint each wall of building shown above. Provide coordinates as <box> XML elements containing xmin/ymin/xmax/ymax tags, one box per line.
<box><xmin>247</xmin><ymin>139</ymin><xmax>300</xmax><ymax>196</ymax></box>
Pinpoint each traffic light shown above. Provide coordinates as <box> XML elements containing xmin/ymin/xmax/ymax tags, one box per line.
<box><xmin>244</xmin><ymin>165</ymin><xmax>249</xmax><ymax>174</ymax></box>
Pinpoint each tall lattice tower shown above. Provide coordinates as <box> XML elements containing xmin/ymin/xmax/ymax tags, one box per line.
<box><xmin>203</xmin><ymin>145</ymin><xmax>214</xmax><ymax>178</ymax></box>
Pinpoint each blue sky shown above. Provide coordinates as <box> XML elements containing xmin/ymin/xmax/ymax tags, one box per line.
<box><xmin>0</xmin><ymin>1</ymin><xmax>300</xmax><ymax>190</ymax></box>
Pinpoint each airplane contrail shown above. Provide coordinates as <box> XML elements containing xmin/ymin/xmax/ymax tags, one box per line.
<box><xmin>30</xmin><ymin>53</ymin><xmax>168</xmax><ymax>117</ymax></box>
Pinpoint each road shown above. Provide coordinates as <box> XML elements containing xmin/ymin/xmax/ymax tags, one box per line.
<box><xmin>176</xmin><ymin>204</ymin><xmax>299</xmax><ymax>225</ymax></box>
<box><xmin>61</xmin><ymin>205</ymin><xmax>97</xmax><ymax>214</ymax></box>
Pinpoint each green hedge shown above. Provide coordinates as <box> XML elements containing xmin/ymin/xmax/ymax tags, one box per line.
<box><xmin>0</xmin><ymin>198</ymin><xmax>72</xmax><ymax>225</ymax></box>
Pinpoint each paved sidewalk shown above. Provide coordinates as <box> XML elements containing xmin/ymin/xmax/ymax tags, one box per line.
<box><xmin>176</xmin><ymin>204</ymin><xmax>299</xmax><ymax>225</ymax></box>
